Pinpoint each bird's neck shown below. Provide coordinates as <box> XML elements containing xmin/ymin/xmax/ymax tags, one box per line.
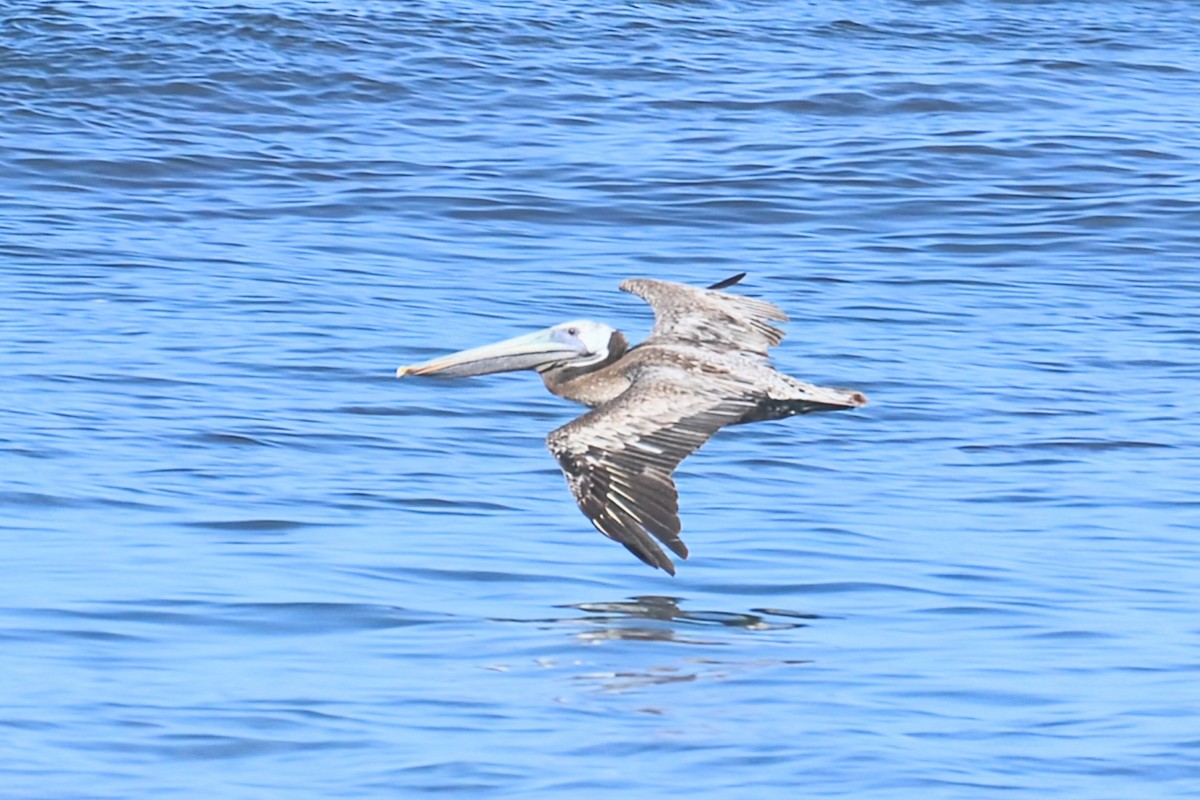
<box><xmin>540</xmin><ymin>331</ymin><xmax>630</xmax><ymax>406</ymax></box>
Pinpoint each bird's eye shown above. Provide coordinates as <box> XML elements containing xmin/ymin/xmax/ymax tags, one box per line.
<box><xmin>567</xmin><ymin>326</ymin><xmax>579</xmax><ymax>336</ymax></box>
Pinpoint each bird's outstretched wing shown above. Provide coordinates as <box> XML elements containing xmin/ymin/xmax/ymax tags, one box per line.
<box><xmin>621</xmin><ymin>277</ymin><xmax>787</xmax><ymax>357</ymax></box>
<box><xmin>546</xmin><ymin>370</ymin><xmax>757</xmax><ymax>574</ymax></box>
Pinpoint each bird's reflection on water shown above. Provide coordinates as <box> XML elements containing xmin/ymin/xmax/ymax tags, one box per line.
<box><xmin>498</xmin><ymin>595</ymin><xmax>820</xmax><ymax>645</ymax></box>
<box><xmin>491</xmin><ymin>596</ymin><xmax>818</xmax><ymax>693</ymax></box>
<box><xmin>565</xmin><ymin>594</ymin><xmax>816</xmax><ymax>640</ymax></box>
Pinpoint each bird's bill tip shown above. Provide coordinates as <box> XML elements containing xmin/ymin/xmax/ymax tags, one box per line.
<box><xmin>797</xmin><ymin>384</ymin><xmax>869</xmax><ymax>412</ymax></box>
<box><xmin>396</xmin><ymin>361</ymin><xmax>463</xmax><ymax>378</ymax></box>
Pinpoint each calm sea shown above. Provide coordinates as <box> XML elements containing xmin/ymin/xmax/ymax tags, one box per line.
<box><xmin>3</xmin><ymin>0</ymin><xmax>1199</xmax><ymax>797</ymax></box>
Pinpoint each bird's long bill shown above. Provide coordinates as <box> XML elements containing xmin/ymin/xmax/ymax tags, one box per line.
<box><xmin>396</xmin><ymin>328</ymin><xmax>577</xmax><ymax>378</ymax></box>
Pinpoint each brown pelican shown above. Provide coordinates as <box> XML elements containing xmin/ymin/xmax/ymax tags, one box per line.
<box><xmin>396</xmin><ymin>275</ymin><xmax>867</xmax><ymax>575</ymax></box>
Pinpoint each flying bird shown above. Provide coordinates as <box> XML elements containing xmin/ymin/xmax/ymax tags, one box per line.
<box><xmin>396</xmin><ymin>275</ymin><xmax>867</xmax><ymax>574</ymax></box>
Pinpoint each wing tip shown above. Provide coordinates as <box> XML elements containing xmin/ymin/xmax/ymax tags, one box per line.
<box><xmin>585</xmin><ymin>514</ymin><xmax>688</xmax><ymax>576</ymax></box>
<box><xmin>643</xmin><ymin>534</ymin><xmax>688</xmax><ymax>575</ymax></box>
<box><xmin>622</xmin><ymin>273</ymin><xmax>747</xmax><ymax>294</ymax></box>
<box><xmin>648</xmin><ymin>546</ymin><xmax>684</xmax><ymax>576</ymax></box>
<box><xmin>705</xmin><ymin>272</ymin><xmax>746</xmax><ymax>291</ymax></box>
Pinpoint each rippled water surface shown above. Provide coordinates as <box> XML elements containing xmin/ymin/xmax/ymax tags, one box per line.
<box><xmin>4</xmin><ymin>0</ymin><xmax>1200</xmax><ymax>797</ymax></box>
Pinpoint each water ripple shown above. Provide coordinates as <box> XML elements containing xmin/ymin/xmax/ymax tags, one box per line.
<box><xmin>4</xmin><ymin>0</ymin><xmax>1200</xmax><ymax>797</ymax></box>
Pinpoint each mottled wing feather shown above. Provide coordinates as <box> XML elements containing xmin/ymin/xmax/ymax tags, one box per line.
<box><xmin>621</xmin><ymin>277</ymin><xmax>788</xmax><ymax>356</ymax></box>
<box><xmin>546</xmin><ymin>373</ymin><xmax>757</xmax><ymax>574</ymax></box>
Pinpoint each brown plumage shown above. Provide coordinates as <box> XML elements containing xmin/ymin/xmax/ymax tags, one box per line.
<box><xmin>546</xmin><ymin>377</ymin><xmax>759</xmax><ymax>573</ymax></box>
<box><xmin>397</xmin><ymin>274</ymin><xmax>867</xmax><ymax>574</ymax></box>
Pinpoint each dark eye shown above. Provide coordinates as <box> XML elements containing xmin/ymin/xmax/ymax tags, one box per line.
<box><xmin>567</xmin><ymin>326</ymin><xmax>579</xmax><ymax>336</ymax></box>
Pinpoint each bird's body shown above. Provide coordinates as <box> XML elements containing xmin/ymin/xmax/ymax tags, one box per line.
<box><xmin>397</xmin><ymin>275</ymin><xmax>866</xmax><ymax>574</ymax></box>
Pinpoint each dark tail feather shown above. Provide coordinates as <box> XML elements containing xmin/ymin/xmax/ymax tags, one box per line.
<box><xmin>706</xmin><ymin>272</ymin><xmax>746</xmax><ymax>291</ymax></box>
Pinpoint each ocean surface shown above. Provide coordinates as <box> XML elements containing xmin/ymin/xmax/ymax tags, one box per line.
<box><xmin>3</xmin><ymin>0</ymin><xmax>1200</xmax><ymax>797</ymax></box>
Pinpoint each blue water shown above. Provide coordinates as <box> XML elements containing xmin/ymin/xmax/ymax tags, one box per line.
<box><xmin>4</xmin><ymin>0</ymin><xmax>1200</xmax><ymax>797</ymax></box>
